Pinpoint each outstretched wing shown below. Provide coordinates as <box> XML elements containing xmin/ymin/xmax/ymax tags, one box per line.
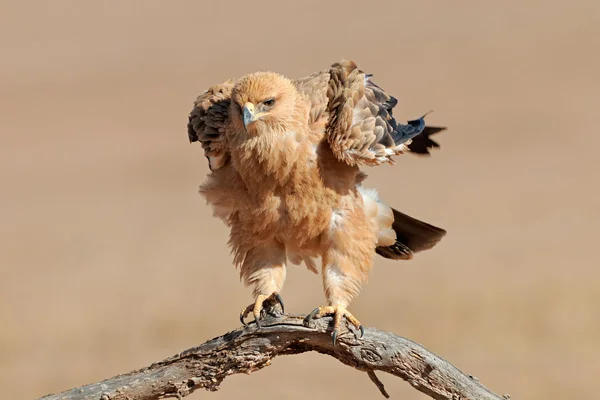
<box><xmin>297</xmin><ymin>60</ymin><xmax>444</xmax><ymax>166</ymax></box>
<box><xmin>187</xmin><ymin>80</ymin><xmax>234</xmax><ymax>171</ymax></box>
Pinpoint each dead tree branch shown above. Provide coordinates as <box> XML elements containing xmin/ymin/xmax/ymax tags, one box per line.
<box><xmin>38</xmin><ymin>315</ymin><xmax>506</xmax><ymax>400</ymax></box>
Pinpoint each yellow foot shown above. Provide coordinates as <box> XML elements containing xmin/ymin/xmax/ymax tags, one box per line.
<box><xmin>303</xmin><ymin>305</ymin><xmax>364</xmax><ymax>344</ymax></box>
<box><xmin>239</xmin><ymin>293</ymin><xmax>285</xmax><ymax>328</ymax></box>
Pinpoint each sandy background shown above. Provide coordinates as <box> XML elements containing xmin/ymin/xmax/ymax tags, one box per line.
<box><xmin>1</xmin><ymin>1</ymin><xmax>599</xmax><ymax>399</ymax></box>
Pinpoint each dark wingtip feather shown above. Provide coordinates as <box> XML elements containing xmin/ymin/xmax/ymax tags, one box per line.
<box><xmin>383</xmin><ymin>95</ymin><xmax>398</xmax><ymax>111</ymax></box>
<box><xmin>187</xmin><ymin>114</ymin><xmax>198</xmax><ymax>143</ymax></box>
<box><xmin>392</xmin><ymin>116</ymin><xmax>426</xmax><ymax>145</ymax></box>
<box><xmin>407</xmin><ymin>125</ymin><xmax>447</xmax><ymax>155</ymax></box>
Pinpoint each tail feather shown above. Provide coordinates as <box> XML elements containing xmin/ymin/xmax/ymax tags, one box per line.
<box><xmin>375</xmin><ymin>208</ymin><xmax>446</xmax><ymax>260</ymax></box>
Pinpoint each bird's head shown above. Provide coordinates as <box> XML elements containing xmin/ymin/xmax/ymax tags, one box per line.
<box><xmin>230</xmin><ymin>72</ymin><xmax>298</xmax><ymax>135</ymax></box>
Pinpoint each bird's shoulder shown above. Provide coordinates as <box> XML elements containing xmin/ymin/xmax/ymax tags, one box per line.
<box><xmin>293</xmin><ymin>71</ymin><xmax>331</xmax><ymax>133</ymax></box>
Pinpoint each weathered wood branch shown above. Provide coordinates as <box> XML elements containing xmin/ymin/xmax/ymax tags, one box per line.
<box><xmin>39</xmin><ymin>315</ymin><xmax>507</xmax><ymax>400</ymax></box>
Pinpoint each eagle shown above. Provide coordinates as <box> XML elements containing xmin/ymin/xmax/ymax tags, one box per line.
<box><xmin>187</xmin><ymin>60</ymin><xmax>447</xmax><ymax>343</ymax></box>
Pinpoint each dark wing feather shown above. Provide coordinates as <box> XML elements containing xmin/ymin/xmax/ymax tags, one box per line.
<box><xmin>187</xmin><ymin>80</ymin><xmax>234</xmax><ymax>171</ymax></box>
<box><xmin>407</xmin><ymin>126</ymin><xmax>447</xmax><ymax>155</ymax></box>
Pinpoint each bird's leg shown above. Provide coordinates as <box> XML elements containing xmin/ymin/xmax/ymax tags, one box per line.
<box><xmin>238</xmin><ymin>242</ymin><xmax>287</xmax><ymax>328</ymax></box>
<box><xmin>304</xmin><ymin>212</ymin><xmax>374</xmax><ymax>344</ymax></box>
<box><xmin>303</xmin><ymin>259</ymin><xmax>368</xmax><ymax>344</ymax></box>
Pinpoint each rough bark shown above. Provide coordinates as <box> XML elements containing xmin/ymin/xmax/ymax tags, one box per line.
<box><xmin>38</xmin><ymin>315</ymin><xmax>507</xmax><ymax>400</ymax></box>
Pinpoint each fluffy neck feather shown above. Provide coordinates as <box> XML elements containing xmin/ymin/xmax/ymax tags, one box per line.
<box><xmin>230</xmin><ymin>100</ymin><xmax>314</xmax><ymax>193</ymax></box>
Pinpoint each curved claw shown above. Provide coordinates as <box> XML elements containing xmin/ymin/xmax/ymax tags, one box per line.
<box><xmin>303</xmin><ymin>307</ymin><xmax>320</xmax><ymax>327</ymax></box>
<box><xmin>334</xmin><ymin>324</ymin><xmax>363</xmax><ymax>344</ymax></box>
<box><xmin>303</xmin><ymin>305</ymin><xmax>363</xmax><ymax>345</ymax></box>
<box><xmin>240</xmin><ymin>307</ymin><xmax>251</xmax><ymax>326</ymax></box>
<box><xmin>240</xmin><ymin>293</ymin><xmax>280</xmax><ymax>328</ymax></box>
<box><xmin>274</xmin><ymin>293</ymin><xmax>285</xmax><ymax>314</ymax></box>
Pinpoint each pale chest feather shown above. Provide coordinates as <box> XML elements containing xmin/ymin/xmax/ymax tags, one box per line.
<box><xmin>234</xmin><ymin>171</ymin><xmax>333</xmax><ymax>244</ymax></box>
<box><xmin>232</xmin><ymin>134</ymin><xmax>335</xmax><ymax>239</ymax></box>
<box><xmin>207</xmin><ymin>128</ymin><xmax>360</xmax><ymax>246</ymax></box>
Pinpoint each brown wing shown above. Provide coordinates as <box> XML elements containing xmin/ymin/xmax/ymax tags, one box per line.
<box><xmin>293</xmin><ymin>71</ymin><xmax>331</xmax><ymax>140</ymax></box>
<box><xmin>298</xmin><ymin>60</ymin><xmax>443</xmax><ymax>166</ymax></box>
<box><xmin>187</xmin><ymin>79</ymin><xmax>234</xmax><ymax>171</ymax></box>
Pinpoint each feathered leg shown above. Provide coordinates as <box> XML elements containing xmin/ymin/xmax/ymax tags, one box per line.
<box><xmin>238</xmin><ymin>241</ymin><xmax>287</xmax><ymax>327</ymax></box>
<box><xmin>304</xmin><ymin>207</ymin><xmax>376</xmax><ymax>344</ymax></box>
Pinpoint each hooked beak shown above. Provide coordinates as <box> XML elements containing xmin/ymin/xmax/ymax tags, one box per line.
<box><xmin>242</xmin><ymin>102</ymin><xmax>255</xmax><ymax>129</ymax></box>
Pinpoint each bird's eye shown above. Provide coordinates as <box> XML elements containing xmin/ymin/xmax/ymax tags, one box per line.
<box><xmin>263</xmin><ymin>98</ymin><xmax>275</xmax><ymax>107</ymax></box>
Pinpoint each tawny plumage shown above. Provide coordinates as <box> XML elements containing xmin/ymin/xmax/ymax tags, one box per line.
<box><xmin>187</xmin><ymin>60</ymin><xmax>447</xmax><ymax>343</ymax></box>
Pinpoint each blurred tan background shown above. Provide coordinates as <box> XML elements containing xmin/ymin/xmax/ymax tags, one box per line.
<box><xmin>1</xmin><ymin>1</ymin><xmax>599</xmax><ymax>399</ymax></box>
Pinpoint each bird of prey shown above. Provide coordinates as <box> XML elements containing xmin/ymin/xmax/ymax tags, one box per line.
<box><xmin>187</xmin><ymin>60</ymin><xmax>446</xmax><ymax>343</ymax></box>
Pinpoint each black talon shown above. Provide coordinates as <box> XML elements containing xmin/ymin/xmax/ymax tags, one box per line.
<box><xmin>359</xmin><ymin>325</ymin><xmax>365</xmax><ymax>339</ymax></box>
<box><xmin>240</xmin><ymin>312</ymin><xmax>247</xmax><ymax>326</ymax></box>
<box><xmin>254</xmin><ymin>314</ymin><xmax>261</xmax><ymax>328</ymax></box>
<box><xmin>332</xmin><ymin>329</ymin><xmax>339</xmax><ymax>345</ymax></box>
<box><xmin>303</xmin><ymin>307</ymin><xmax>320</xmax><ymax>327</ymax></box>
<box><xmin>274</xmin><ymin>293</ymin><xmax>285</xmax><ymax>314</ymax></box>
